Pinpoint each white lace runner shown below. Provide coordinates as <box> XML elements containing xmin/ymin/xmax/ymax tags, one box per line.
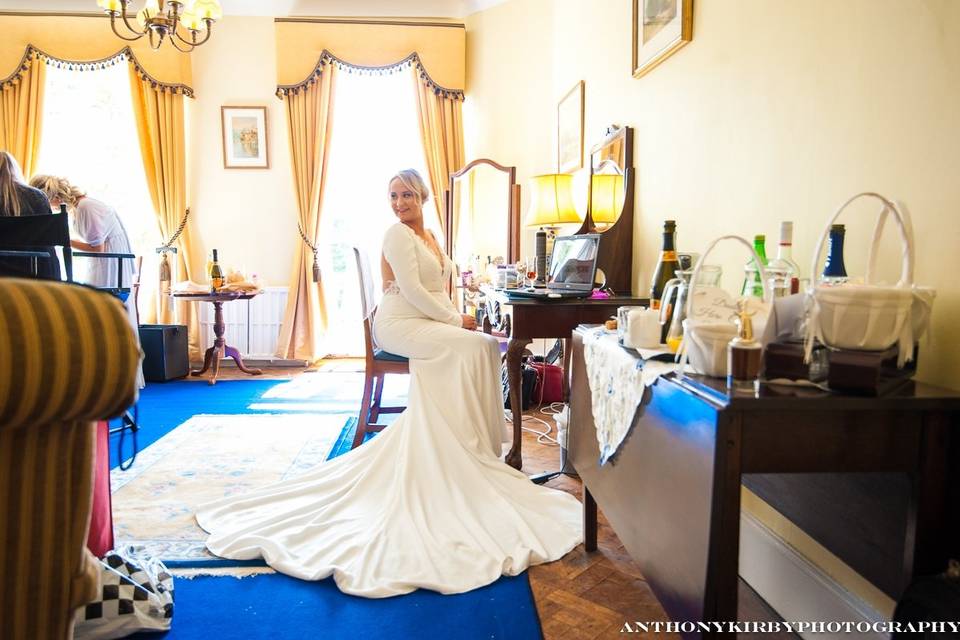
<box><xmin>583</xmin><ymin>329</ymin><xmax>677</xmax><ymax>465</ymax></box>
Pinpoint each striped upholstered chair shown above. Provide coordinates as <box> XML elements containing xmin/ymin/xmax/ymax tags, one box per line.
<box><xmin>0</xmin><ymin>278</ymin><xmax>140</xmax><ymax>640</ymax></box>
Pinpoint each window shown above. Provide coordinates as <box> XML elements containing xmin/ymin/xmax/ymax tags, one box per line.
<box><xmin>318</xmin><ymin>70</ymin><xmax>434</xmax><ymax>356</ymax></box>
<box><xmin>36</xmin><ymin>61</ymin><xmax>159</xmax><ymax>303</ymax></box>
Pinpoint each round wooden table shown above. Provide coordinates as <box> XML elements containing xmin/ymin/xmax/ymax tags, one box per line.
<box><xmin>173</xmin><ymin>291</ymin><xmax>263</xmax><ymax>385</ymax></box>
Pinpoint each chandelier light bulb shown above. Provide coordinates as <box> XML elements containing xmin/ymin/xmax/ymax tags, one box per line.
<box><xmin>192</xmin><ymin>0</ymin><xmax>223</xmax><ymax>22</ymax></box>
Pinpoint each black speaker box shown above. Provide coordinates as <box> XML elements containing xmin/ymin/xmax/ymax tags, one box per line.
<box><xmin>139</xmin><ymin>324</ymin><xmax>189</xmax><ymax>382</ymax></box>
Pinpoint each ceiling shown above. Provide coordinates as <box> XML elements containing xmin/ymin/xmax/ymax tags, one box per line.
<box><xmin>0</xmin><ymin>0</ymin><xmax>506</xmax><ymax>18</ymax></box>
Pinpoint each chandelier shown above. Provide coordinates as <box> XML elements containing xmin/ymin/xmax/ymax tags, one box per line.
<box><xmin>96</xmin><ymin>0</ymin><xmax>223</xmax><ymax>52</ymax></box>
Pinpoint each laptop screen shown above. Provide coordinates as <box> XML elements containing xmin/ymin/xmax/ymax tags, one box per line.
<box><xmin>548</xmin><ymin>234</ymin><xmax>600</xmax><ymax>291</ymax></box>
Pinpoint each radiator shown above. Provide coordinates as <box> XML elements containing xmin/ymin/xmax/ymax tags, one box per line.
<box><xmin>199</xmin><ymin>286</ymin><xmax>288</xmax><ymax>359</ymax></box>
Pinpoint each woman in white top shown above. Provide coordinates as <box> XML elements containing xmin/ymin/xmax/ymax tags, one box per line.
<box><xmin>196</xmin><ymin>169</ymin><xmax>582</xmax><ymax>597</ymax></box>
<box><xmin>30</xmin><ymin>174</ymin><xmax>144</xmax><ymax>388</ymax></box>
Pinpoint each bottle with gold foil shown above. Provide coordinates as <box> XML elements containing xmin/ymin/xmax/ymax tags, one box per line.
<box><xmin>650</xmin><ymin>220</ymin><xmax>679</xmax><ymax>310</ymax></box>
<box><xmin>727</xmin><ymin>300</ymin><xmax>762</xmax><ymax>395</ymax></box>
<box><xmin>210</xmin><ymin>248</ymin><xmax>225</xmax><ymax>292</ymax></box>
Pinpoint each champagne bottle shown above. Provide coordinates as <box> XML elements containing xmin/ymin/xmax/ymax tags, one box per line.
<box><xmin>822</xmin><ymin>224</ymin><xmax>848</xmax><ymax>283</ymax></box>
<box><xmin>767</xmin><ymin>221</ymin><xmax>801</xmax><ymax>294</ymax></box>
<box><xmin>650</xmin><ymin>220</ymin><xmax>679</xmax><ymax>310</ymax></box>
<box><xmin>741</xmin><ymin>234</ymin><xmax>769</xmax><ymax>298</ymax></box>
<box><xmin>210</xmin><ymin>248</ymin><xmax>224</xmax><ymax>292</ymax></box>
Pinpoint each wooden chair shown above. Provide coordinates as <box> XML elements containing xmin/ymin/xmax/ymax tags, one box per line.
<box><xmin>352</xmin><ymin>247</ymin><xmax>408</xmax><ymax>449</ymax></box>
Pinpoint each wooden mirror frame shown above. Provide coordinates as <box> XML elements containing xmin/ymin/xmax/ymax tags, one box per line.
<box><xmin>444</xmin><ymin>158</ymin><xmax>521</xmax><ymax>265</ymax></box>
<box><xmin>575</xmin><ymin>125</ymin><xmax>635</xmax><ymax>295</ymax></box>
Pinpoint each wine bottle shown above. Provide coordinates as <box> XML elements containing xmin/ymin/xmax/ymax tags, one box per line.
<box><xmin>767</xmin><ymin>221</ymin><xmax>801</xmax><ymax>294</ymax></box>
<box><xmin>650</xmin><ymin>220</ymin><xmax>679</xmax><ymax>310</ymax></box>
<box><xmin>822</xmin><ymin>224</ymin><xmax>848</xmax><ymax>283</ymax></box>
<box><xmin>210</xmin><ymin>248</ymin><xmax>224</xmax><ymax>292</ymax></box>
<box><xmin>741</xmin><ymin>234</ymin><xmax>769</xmax><ymax>298</ymax></box>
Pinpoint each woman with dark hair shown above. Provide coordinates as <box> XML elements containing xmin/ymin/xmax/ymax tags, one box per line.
<box><xmin>0</xmin><ymin>151</ymin><xmax>60</xmax><ymax>279</ymax></box>
<box><xmin>198</xmin><ymin>169</ymin><xmax>581</xmax><ymax>598</ymax></box>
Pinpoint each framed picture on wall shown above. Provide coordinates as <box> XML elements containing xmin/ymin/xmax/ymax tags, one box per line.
<box><xmin>633</xmin><ymin>0</ymin><xmax>693</xmax><ymax>78</ymax></box>
<box><xmin>557</xmin><ymin>81</ymin><xmax>584</xmax><ymax>173</ymax></box>
<box><xmin>221</xmin><ymin>106</ymin><xmax>269</xmax><ymax>169</ymax></box>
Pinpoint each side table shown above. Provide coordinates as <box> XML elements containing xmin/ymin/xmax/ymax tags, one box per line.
<box><xmin>173</xmin><ymin>291</ymin><xmax>263</xmax><ymax>385</ymax></box>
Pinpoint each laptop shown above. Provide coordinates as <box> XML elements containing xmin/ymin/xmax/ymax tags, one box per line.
<box><xmin>505</xmin><ymin>233</ymin><xmax>600</xmax><ymax>300</ymax></box>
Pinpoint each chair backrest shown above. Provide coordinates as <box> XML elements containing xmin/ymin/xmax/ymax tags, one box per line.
<box><xmin>0</xmin><ymin>208</ymin><xmax>73</xmax><ymax>281</ymax></box>
<box><xmin>353</xmin><ymin>247</ymin><xmax>378</xmax><ymax>356</ymax></box>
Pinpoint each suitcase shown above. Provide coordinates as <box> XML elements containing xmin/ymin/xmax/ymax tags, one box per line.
<box><xmin>138</xmin><ymin>324</ymin><xmax>189</xmax><ymax>382</ymax></box>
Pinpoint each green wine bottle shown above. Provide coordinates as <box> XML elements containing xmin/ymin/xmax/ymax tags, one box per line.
<box><xmin>650</xmin><ymin>220</ymin><xmax>679</xmax><ymax>310</ymax></box>
<box><xmin>740</xmin><ymin>235</ymin><xmax>768</xmax><ymax>298</ymax></box>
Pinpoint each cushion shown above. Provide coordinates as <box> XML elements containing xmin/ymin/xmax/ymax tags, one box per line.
<box><xmin>373</xmin><ymin>348</ymin><xmax>408</xmax><ymax>363</ymax></box>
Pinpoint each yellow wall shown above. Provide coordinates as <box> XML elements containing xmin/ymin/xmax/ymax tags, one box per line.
<box><xmin>464</xmin><ymin>0</ymin><xmax>959</xmax><ymax>614</ymax></box>
<box><xmin>0</xmin><ymin>14</ymin><xmax>191</xmax><ymax>84</ymax></box>
<box><xmin>187</xmin><ymin>16</ymin><xmax>298</xmax><ymax>286</ymax></box>
<box><xmin>467</xmin><ymin>0</ymin><xmax>960</xmax><ymax>386</ymax></box>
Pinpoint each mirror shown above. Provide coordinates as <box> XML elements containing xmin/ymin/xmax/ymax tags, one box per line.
<box><xmin>445</xmin><ymin>159</ymin><xmax>520</xmax><ymax>270</ymax></box>
<box><xmin>575</xmin><ymin>125</ymin><xmax>635</xmax><ymax>294</ymax></box>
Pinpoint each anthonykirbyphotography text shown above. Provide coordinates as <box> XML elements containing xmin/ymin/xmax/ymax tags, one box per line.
<box><xmin>620</xmin><ymin>620</ymin><xmax>960</xmax><ymax>634</ymax></box>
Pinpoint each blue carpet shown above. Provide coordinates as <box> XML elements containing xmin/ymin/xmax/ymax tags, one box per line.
<box><xmin>110</xmin><ymin>376</ymin><xmax>383</xmax><ymax>469</ymax></box>
<box><xmin>116</xmin><ymin>375</ymin><xmax>542</xmax><ymax>639</ymax></box>
<box><xmin>129</xmin><ymin>572</ymin><xmax>541</xmax><ymax>640</ymax></box>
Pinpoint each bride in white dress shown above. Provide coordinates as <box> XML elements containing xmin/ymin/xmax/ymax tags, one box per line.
<box><xmin>196</xmin><ymin>169</ymin><xmax>582</xmax><ymax>597</ymax></box>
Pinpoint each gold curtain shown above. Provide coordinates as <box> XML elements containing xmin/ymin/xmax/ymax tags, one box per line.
<box><xmin>276</xmin><ymin>66</ymin><xmax>338</xmax><ymax>362</ymax></box>
<box><xmin>411</xmin><ymin>65</ymin><xmax>464</xmax><ymax>232</ymax></box>
<box><xmin>127</xmin><ymin>64</ymin><xmax>200</xmax><ymax>357</ymax></box>
<box><xmin>0</xmin><ymin>51</ymin><xmax>45</xmax><ymax>178</ymax></box>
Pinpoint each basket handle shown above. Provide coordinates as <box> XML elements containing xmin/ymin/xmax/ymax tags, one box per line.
<box><xmin>865</xmin><ymin>199</ymin><xmax>916</xmax><ymax>286</ymax></box>
<box><xmin>685</xmin><ymin>235</ymin><xmax>772</xmax><ymax>320</ymax></box>
<box><xmin>811</xmin><ymin>192</ymin><xmax>913</xmax><ymax>287</ymax></box>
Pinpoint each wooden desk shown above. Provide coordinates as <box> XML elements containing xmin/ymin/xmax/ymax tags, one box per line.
<box><xmin>173</xmin><ymin>291</ymin><xmax>263</xmax><ymax>385</ymax></box>
<box><xmin>483</xmin><ymin>290</ymin><xmax>646</xmax><ymax>470</ymax></box>
<box><xmin>569</xmin><ymin>326</ymin><xmax>960</xmax><ymax>638</ymax></box>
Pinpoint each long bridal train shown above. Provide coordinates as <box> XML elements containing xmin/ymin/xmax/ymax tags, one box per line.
<box><xmin>196</xmin><ymin>223</ymin><xmax>582</xmax><ymax>598</ymax></box>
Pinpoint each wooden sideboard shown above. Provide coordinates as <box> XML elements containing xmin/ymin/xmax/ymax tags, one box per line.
<box><xmin>568</xmin><ymin>326</ymin><xmax>960</xmax><ymax>638</ymax></box>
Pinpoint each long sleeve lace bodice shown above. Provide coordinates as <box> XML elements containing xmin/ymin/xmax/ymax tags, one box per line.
<box><xmin>380</xmin><ymin>223</ymin><xmax>460</xmax><ymax>326</ymax></box>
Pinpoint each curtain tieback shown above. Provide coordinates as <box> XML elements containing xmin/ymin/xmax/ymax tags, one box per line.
<box><xmin>297</xmin><ymin>222</ymin><xmax>321</xmax><ymax>283</ymax></box>
<box><xmin>161</xmin><ymin>208</ymin><xmax>190</xmax><ymax>249</ymax></box>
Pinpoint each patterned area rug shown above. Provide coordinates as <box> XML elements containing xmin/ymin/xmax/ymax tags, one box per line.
<box><xmin>111</xmin><ymin>413</ymin><xmax>354</xmax><ymax>563</ymax></box>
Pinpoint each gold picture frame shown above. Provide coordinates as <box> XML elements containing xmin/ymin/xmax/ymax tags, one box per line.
<box><xmin>632</xmin><ymin>0</ymin><xmax>693</xmax><ymax>78</ymax></box>
<box><xmin>221</xmin><ymin>106</ymin><xmax>269</xmax><ymax>169</ymax></box>
<box><xmin>557</xmin><ymin>81</ymin><xmax>584</xmax><ymax>173</ymax></box>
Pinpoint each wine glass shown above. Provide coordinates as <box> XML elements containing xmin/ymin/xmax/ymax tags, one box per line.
<box><xmin>524</xmin><ymin>256</ymin><xmax>537</xmax><ymax>286</ymax></box>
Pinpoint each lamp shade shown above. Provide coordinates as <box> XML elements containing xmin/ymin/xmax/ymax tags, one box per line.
<box><xmin>526</xmin><ymin>174</ymin><xmax>581</xmax><ymax>227</ymax></box>
<box><xmin>590</xmin><ymin>174</ymin><xmax>625</xmax><ymax>224</ymax></box>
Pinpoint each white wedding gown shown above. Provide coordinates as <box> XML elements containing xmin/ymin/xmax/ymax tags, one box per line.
<box><xmin>196</xmin><ymin>222</ymin><xmax>582</xmax><ymax>597</ymax></box>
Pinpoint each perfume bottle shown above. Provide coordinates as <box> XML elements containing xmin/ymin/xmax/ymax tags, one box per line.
<box><xmin>727</xmin><ymin>300</ymin><xmax>762</xmax><ymax>395</ymax></box>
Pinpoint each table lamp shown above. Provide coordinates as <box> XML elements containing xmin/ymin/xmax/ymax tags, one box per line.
<box><xmin>589</xmin><ymin>173</ymin><xmax>625</xmax><ymax>231</ymax></box>
<box><xmin>526</xmin><ymin>174</ymin><xmax>581</xmax><ymax>286</ymax></box>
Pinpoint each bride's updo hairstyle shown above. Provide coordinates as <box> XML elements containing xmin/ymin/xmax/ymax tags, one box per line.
<box><xmin>390</xmin><ymin>169</ymin><xmax>430</xmax><ymax>206</ymax></box>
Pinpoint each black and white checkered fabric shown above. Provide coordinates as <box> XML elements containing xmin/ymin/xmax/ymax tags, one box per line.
<box><xmin>75</xmin><ymin>546</ymin><xmax>174</xmax><ymax>640</ymax></box>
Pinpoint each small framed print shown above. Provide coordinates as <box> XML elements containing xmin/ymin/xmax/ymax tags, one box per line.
<box><xmin>633</xmin><ymin>0</ymin><xmax>693</xmax><ymax>78</ymax></box>
<box><xmin>557</xmin><ymin>81</ymin><xmax>584</xmax><ymax>173</ymax></box>
<box><xmin>221</xmin><ymin>106</ymin><xmax>269</xmax><ymax>169</ymax></box>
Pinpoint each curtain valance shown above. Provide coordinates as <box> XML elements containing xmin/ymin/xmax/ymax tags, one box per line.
<box><xmin>0</xmin><ymin>14</ymin><xmax>191</xmax><ymax>89</ymax></box>
<box><xmin>274</xmin><ymin>19</ymin><xmax>464</xmax><ymax>95</ymax></box>
<box><xmin>275</xmin><ymin>50</ymin><xmax>463</xmax><ymax>101</ymax></box>
<box><xmin>0</xmin><ymin>45</ymin><xmax>194</xmax><ymax>97</ymax></box>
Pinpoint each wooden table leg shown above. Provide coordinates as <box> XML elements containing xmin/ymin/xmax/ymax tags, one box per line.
<box><xmin>705</xmin><ymin>415</ymin><xmax>743</xmax><ymax>634</ymax></box>
<box><xmin>224</xmin><ymin>345</ymin><xmax>263</xmax><ymax>376</ymax></box>
<box><xmin>584</xmin><ymin>486</ymin><xmax>598</xmax><ymax>552</ymax></box>
<box><xmin>191</xmin><ymin>345</ymin><xmax>215</xmax><ymax>377</ymax></box>
<box><xmin>504</xmin><ymin>336</ymin><xmax>531</xmax><ymax>470</ymax></box>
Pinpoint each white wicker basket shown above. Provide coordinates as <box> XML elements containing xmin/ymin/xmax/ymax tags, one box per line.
<box><xmin>805</xmin><ymin>192</ymin><xmax>933</xmax><ymax>367</ymax></box>
<box><xmin>678</xmin><ymin>235</ymin><xmax>772</xmax><ymax>377</ymax></box>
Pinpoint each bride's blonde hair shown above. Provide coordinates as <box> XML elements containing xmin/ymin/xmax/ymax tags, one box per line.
<box><xmin>28</xmin><ymin>174</ymin><xmax>86</xmax><ymax>209</ymax></box>
<box><xmin>390</xmin><ymin>169</ymin><xmax>430</xmax><ymax>205</ymax></box>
